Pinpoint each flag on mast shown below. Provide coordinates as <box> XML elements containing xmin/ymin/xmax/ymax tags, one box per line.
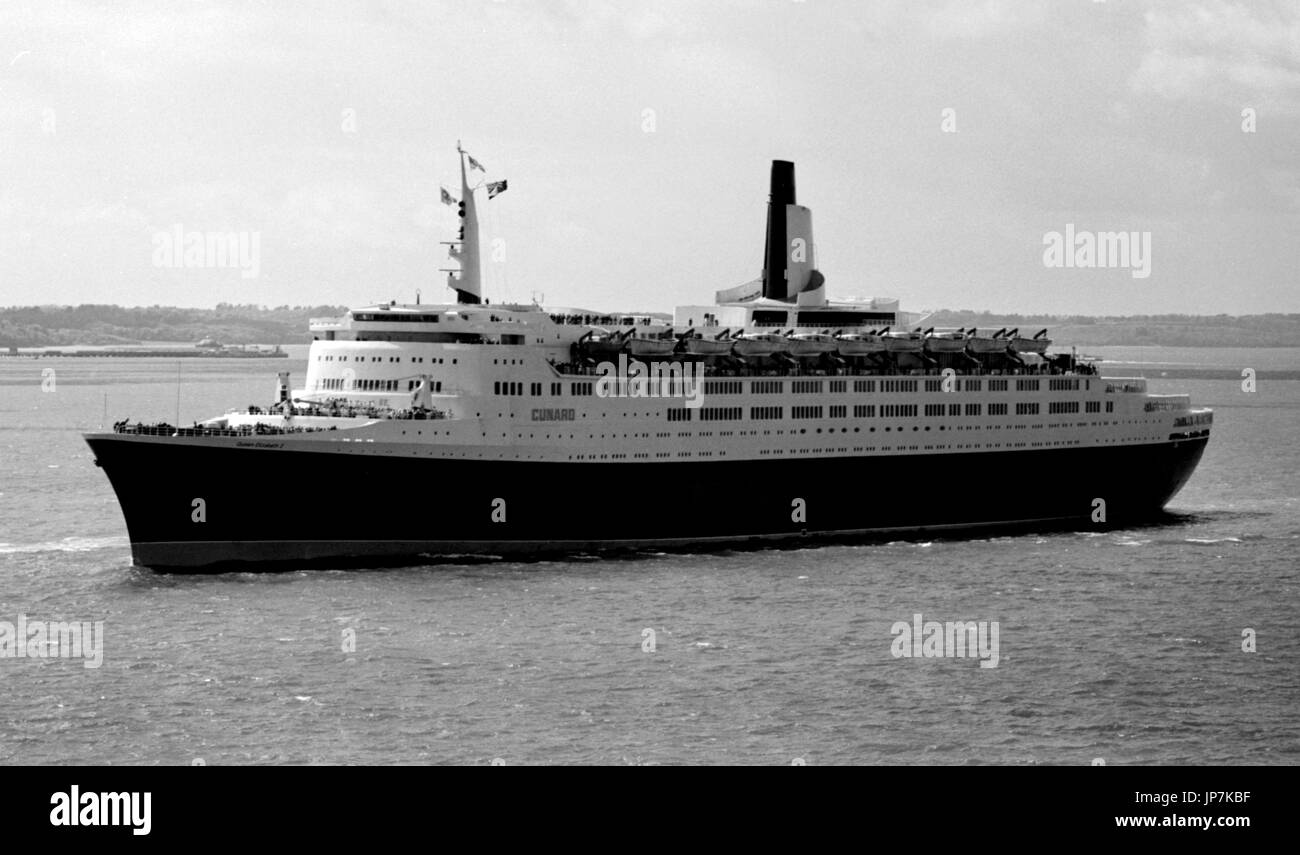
<box><xmin>487</xmin><ymin>179</ymin><xmax>508</xmax><ymax>199</ymax></box>
<box><xmin>440</xmin><ymin>186</ymin><xmax>456</xmax><ymax>205</ymax></box>
<box><xmin>466</xmin><ymin>154</ymin><xmax>485</xmax><ymax>172</ymax></box>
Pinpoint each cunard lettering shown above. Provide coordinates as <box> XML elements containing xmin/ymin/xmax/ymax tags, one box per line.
<box><xmin>531</xmin><ymin>408</ymin><xmax>575</xmax><ymax>421</ymax></box>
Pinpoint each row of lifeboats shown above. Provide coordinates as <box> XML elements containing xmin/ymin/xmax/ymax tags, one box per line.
<box><xmin>580</xmin><ymin>326</ymin><xmax>1050</xmax><ymax>359</ymax></box>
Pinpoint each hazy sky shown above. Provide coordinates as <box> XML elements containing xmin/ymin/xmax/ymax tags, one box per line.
<box><xmin>1</xmin><ymin>0</ymin><xmax>1297</xmax><ymax>315</ymax></box>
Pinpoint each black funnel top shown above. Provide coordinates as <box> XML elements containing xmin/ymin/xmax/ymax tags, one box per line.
<box><xmin>762</xmin><ymin>160</ymin><xmax>797</xmax><ymax>300</ymax></box>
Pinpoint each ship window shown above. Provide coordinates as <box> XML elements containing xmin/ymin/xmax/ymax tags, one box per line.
<box><xmin>796</xmin><ymin>311</ymin><xmax>893</xmax><ymax>325</ymax></box>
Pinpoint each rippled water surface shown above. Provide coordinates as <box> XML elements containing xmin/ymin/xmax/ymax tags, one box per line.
<box><xmin>1</xmin><ymin>348</ymin><xmax>1297</xmax><ymax>764</ymax></box>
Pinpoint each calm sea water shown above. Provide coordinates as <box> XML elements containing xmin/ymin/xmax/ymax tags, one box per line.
<box><xmin>1</xmin><ymin>347</ymin><xmax>1297</xmax><ymax>765</ymax></box>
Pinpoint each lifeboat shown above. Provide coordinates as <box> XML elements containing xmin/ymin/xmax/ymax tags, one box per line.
<box><xmin>923</xmin><ymin>327</ymin><xmax>968</xmax><ymax>354</ymax></box>
<box><xmin>881</xmin><ymin>328</ymin><xmax>924</xmax><ymax>353</ymax></box>
<box><xmin>678</xmin><ymin>328</ymin><xmax>735</xmax><ymax>357</ymax></box>
<box><xmin>731</xmin><ymin>331</ymin><xmax>786</xmax><ymax>357</ymax></box>
<box><xmin>834</xmin><ymin>329</ymin><xmax>887</xmax><ymax>356</ymax></box>
<box><xmin>1009</xmin><ymin>328</ymin><xmax>1051</xmax><ymax>355</ymax></box>
<box><xmin>784</xmin><ymin>330</ymin><xmax>837</xmax><ymax>357</ymax></box>
<box><xmin>579</xmin><ymin>328</ymin><xmax>628</xmax><ymax>357</ymax></box>
<box><xmin>966</xmin><ymin>327</ymin><xmax>1010</xmax><ymax>355</ymax></box>
<box><xmin>626</xmin><ymin>335</ymin><xmax>677</xmax><ymax>358</ymax></box>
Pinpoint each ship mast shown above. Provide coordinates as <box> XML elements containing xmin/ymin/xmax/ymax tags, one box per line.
<box><xmin>443</xmin><ymin>141</ymin><xmax>482</xmax><ymax>304</ymax></box>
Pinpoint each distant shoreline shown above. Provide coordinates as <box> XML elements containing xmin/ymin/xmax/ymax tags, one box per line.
<box><xmin>4</xmin><ymin>304</ymin><xmax>1300</xmax><ymax>349</ymax></box>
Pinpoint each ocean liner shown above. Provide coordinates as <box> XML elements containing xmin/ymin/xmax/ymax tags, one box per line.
<box><xmin>85</xmin><ymin>148</ymin><xmax>1213</xmax><ymax>571</ymax></box>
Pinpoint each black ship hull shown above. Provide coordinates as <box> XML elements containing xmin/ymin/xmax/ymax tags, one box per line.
<box><xmin>85</xmin><ymin>434</ymin><xmax>1210</xmax><ymax>572</ymax></box>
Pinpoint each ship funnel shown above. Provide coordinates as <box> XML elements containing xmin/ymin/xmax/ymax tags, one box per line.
<box><xmin>762</xmin><ymin>161</ymin><xmax>795</xmax><ymax>301</ymax></box>
<box><xmin>761</xmin><ymin>160</ymin><xmax>824</xmax><ymax>305</ymax></box>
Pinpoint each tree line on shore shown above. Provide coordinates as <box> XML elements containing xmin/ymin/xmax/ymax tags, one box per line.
<box><xmin>0</xmin><ymin>303</ymin><xmax>345</xmax><ymax>347</ymax></box>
